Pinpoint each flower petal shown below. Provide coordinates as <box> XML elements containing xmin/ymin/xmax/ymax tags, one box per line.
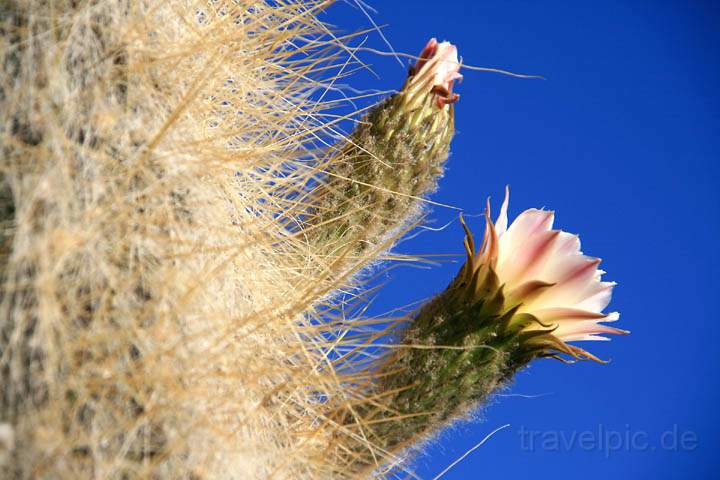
<box><xmin>495</xmin><ymin>186</ymin><xmax>510</xmax><ymax>236</ymax></box>
<box><xmin>574</xmin><ymin>281</ymin><xmax>616</xmax><ymax>312</ymax></box>
<box><xmin>497</xmin><ymin>209</ymin><xmax>554</xmax><ymax>267</ymax></box>
<box><xmin>500</xmin><ymin>230</ymin><xmax>561</xmax><ymax>287</ymax></box>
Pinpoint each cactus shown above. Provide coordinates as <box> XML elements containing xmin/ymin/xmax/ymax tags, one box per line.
<box><xmin>308</xmin><ymin>38</ymin><xmax>459</xmax><ymax>265</ymax></box>
<box><xmin>0</xmin><ymin>1</ymin><xmax>624</xmax><ymax>479</ymax></box>
<box><xmin>343</xmin><ymin>193</ymin><xmax>626</xmax><ymax>474</ymax></box>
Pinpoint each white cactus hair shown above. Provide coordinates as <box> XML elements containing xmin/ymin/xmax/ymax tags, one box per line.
<box><xmin>0</xmin><ymin>0</ymin><xmax>401</xmax><ymax>478</ymax></box>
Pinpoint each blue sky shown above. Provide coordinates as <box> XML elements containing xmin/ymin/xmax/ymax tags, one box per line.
<box><xmin>324</xmin><ymin>1</ymin><xmax>719</xmax><ymax>478</ymax></box>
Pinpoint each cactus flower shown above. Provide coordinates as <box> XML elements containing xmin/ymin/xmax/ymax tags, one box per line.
<box><xmin>405</xmin><ymin>38</ymin><xmax>463</xmax><ymax>109</ymax></box>
<box><xmin>463</xmin><ymin>188</ymin><xmax>628</xmax><ymax>362</ymax></box>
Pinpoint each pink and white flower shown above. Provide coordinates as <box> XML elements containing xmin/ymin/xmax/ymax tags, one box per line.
<box><xmin>463</xmin><ymin>188</ymin><xmax>627</xmax><ymax>361</ymax></box>
<box><xmin>405</xmin><ymin>38</ymin><xmax>463</xmax><ymax>109</ymax></box>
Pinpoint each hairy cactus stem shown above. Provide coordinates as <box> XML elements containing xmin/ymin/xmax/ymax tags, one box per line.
<box><xmin>309</xmin><ymin>38</ymin><xmax>462</xmax><ymax>264</ymax></box>
<box><xmin>344</xmin><ymin>190</ymin><xmax>626</xmax><ymax>473</ymax></box>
